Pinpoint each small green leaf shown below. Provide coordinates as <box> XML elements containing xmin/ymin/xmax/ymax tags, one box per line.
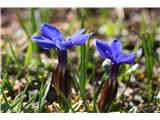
<box><xmin>53</xmin><ymin>85</ymin><xmax>75</xmax><ymax>113</ymax></box>
<box><xmin>23</xmin><ymin>93</ymin><xmax>38</xmax><ymax>110</ymax></box>
<box><xmin>36</xmin><ymin>73</ymin><xmax>52</xmax><ymax>112</ymax></box>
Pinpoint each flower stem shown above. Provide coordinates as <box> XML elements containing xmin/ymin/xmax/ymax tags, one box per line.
<box><xmin>109</xmin><ymin>64</ymin><xmax>119</xmax><ymax>81</ymax></box>
<box><xmin>58</xmin><ymin>49</ymin><xmax>67</xmax><ymax>72</ymax></box>
<box><xmin>98</xmin><ymin>64</ymin><xmax>119</xmax><ymax>112</ymax></box>
<box><xmin>52</xmin><ymin>49</ymin><xmax>71</xmax><ymax>112</ymax></box>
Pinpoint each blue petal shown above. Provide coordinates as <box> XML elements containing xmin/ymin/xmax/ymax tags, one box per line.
<box><xmin>96</xmin><ymin>40</ymin><xmax>113</xmax><ymax>59</ymax></box>
<box><xmin>115</xmin><ymin>53</ymin><xmax>136</xmax><ymax>64</ymax></box>
<box><xmin>40</xmin><ymin>23</ymin><xmax>65</xmax><ymax>41</ymax></box>
<box><xmin>111</xmin><ymin>39</ymin><xmax>122</xmax><ymax>57</ymax></box>
<box><xmin>65</xmin><ymin>29</ymin><xmax>93</xmax><ymax>48</ymax></box>
<box><xmin>32</xmin><ymin>35</ymin><xmax>55</xmax><ymax>49</ymax></box>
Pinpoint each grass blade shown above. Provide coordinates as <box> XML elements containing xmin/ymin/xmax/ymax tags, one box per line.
<box><xmin>24</xmin><ymin>8</ymin><xmax>38</xmax><ymax>67</ymax></box>
<box><xmin>2</xmin><ymin>91</ymin><xmax>11</xmax><ymax>111</ymax></box>
<box><xmin>30</xmin><ymin>8</ymin><xmax>37</xmax><ymax>33</ymax></box>
<box><xmin>24</xmin><ymin>41</ymin><xmax>33</xmax><ymax>67</ymax></box>
<box><xmin>23</xmin><ymin>93</ymin><xmax>38</xmax><ymax>110</ymax></box>
<box><xmin>8</xmin><ymin>40</ymin><xmax>21</xmax><ymax>69</ymax></box>
<box><xmin>141</xmin><ymin>33</ymin><xmax>154</xmax><ymax>102</ymax></box>
<box><xmin>16</xmin><ymin>9</ymin><xmax>30</xmax><ymax>40</ymax></box>
<box><xmin>53</xmin><ymin>86</ymin><xmax>75</xmax><ymax>113</ymax></box>
<box><xmin>79</xmin><ymin>8</ymin><xmax>87</xmax><ymax>101</ymax></box>
<box><xmin>36</xmin><ymin>73</ymin><xmax>52</xmax><ymax>112</ymax></box>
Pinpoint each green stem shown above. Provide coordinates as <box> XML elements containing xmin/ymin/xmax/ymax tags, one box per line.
<box><xmin>80</xmin><ymin>9</ymin><xmax>87</xmax><ymax>101</ymax></box>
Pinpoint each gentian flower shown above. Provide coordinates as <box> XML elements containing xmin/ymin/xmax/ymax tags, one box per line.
<box><xmin>96</xmin><ymin>39</ymin><xmax>140</xmax><ymax>112</ymax></box>
<box><xmin>96</xmin><ymin>39</ymin><xmax>138</xmax><ymax>65</ymax></box>
<box><xmin>32</xmin><ymin>23</ymin><xmax>93</xmax><ymax>70</ymax></box>
<box><xmin>32</xmin><ymin>23</ymin><xmax>93</xmax><ymax>109</ymax></box>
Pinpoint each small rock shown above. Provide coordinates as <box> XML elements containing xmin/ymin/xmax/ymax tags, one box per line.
<box><xmin>156</xmin><ymin>92</ymin><xmax>160</xmax><ymax>99</ymax></box>
<box><xmin>134</xmin><ymin>95</ymin><xmax>144</xmax><ymax>103</ymax></box>
<box><xmin>124</xmin><ymin>87</ymin><xmax>133</xmax><ymax>97</ymax></box>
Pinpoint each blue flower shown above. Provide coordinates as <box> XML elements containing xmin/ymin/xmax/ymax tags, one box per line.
<box><xmin>31</xmin><ymin>23</ymin><xmax>93</xmax><ymax>104</ymax></box>
<box><xmin>96</xmin><ymin>39</ymin><xmax>140</xmax><ymax>65</ymax></box>
<box><xmin>32</xmin><ymin>23</ymin><xmax>93</xmax><ymax>50</ymax></box>
<box><xmin>97</xmin><ymin>39</ymin><xmax>141</xmax><ymax>112</ymax></box>
<box><xmin>32</xmin><ymin>23</ymin><xmax>93</xmax><ymax>69</ymax></box>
